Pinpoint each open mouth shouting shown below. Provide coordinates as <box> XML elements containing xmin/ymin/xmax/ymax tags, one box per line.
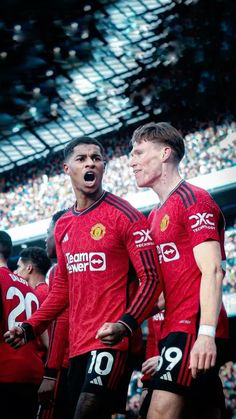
<box><xmin>84</xmin><ymin>171</ymin><xmax>96</xmax><ymax>186</ymax></box>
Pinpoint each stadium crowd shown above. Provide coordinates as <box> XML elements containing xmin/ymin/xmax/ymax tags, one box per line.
<box><xmin>225</xmin><ymin>224</ymin><xmax>236</xmax><ymax>294</ymax></box>
<box><xmin>220</xmin><ymin>362</ymin><xmax>236</xmax><ymax>419</ymax></box>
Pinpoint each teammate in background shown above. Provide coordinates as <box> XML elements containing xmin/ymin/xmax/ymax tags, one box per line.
<box><xmin>38</xmin><ymin>209</ymin><xmax>70</xmax><ymax>419</ymax></box>
<box><xmin>139</xmin><ymin>309</ymin><xmax>165</xmax><ymax>419</ymax></box>
<box><xmin>15</xmin><ymin>246</ymin><xmax>51</xmax><ymax>305</ymax></box>
<box><xmin>5</xmin><ymin>136</ymin><xmax>162</xmax><ymax>419</ymax></box>
<box><xmin>142</xmin><ymin>312</ymin><xmax>165</xmax><ymax>380</ymax></box>
<box><xmin>130</xmin><ymin>122</ymin><xmax>229</xmax><ymax>419</ymax></box>
<box><xmin>0</xmin><ymin>231</ymin><xmax>43</xmax><ymax>419</ymax></box>
<box><xmin>142</xmin><ymin>294</ymin><xmax>165</xmax><ymax>386</ymax></box>
<box><xmin>15</xmin><ymin>246</ymin><xmax>51</xmax><ymax>358</ymax></box>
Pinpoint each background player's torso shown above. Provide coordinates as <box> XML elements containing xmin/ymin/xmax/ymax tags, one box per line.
<box><xmin>0</xmin><ymin>267</ymin><xmax>44</xmax><ymax>383</ymax></box>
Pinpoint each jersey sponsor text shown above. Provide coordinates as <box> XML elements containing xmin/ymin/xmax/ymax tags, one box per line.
<box><xmin>65</xmin><ymin>252</ymin><xmax>106</xmax><ymax>273</ymax></box>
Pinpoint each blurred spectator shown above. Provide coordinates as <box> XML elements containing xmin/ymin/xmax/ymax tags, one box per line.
<box><xmin>220</xmin><ymin>362</ymin><xmax>236</xmax><ymax>419</ymax></box>
<box><xmin>126</xmin><ymin>370</ymin><xmax>143</xmax><ymax>419</ymax></box>
<box><xmin>224</xmin><ymin>221</ymin><xmax>236</xmax><ymax>294</ymax></box>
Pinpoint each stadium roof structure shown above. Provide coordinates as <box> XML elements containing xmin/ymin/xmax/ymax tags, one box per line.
<box><xmin>0</xmin><ymin>0</ymin><xmax>176</xmax><ymax>172</ymax></box>
<box><xmin>1</xmin><ymin>0</ymin><xmax>236</xmax><ymax>174</ymax></box>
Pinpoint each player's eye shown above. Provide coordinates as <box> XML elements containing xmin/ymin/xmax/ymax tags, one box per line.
<box><xmin>94</xmin><ymin>156</ymin><xmax>102</xmax><ymax>161</ymax></box>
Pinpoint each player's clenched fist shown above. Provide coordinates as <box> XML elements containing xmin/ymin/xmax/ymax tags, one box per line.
<box><xmin>4</xmin><ymin>326</ymin><xmax>25</xmax><ymax>349</ymax></box>
<box><xmin>96</xmin><ymin>322</ymin><xmax>128</xmax><ymax>345</ymax></box>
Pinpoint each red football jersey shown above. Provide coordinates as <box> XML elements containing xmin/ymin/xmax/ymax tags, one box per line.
<box><xmin>0</xmin><ymin>267</ymin><xmax>44</xmax><ymax>383</ymax></box>
<box><xmin>27</xmin><ymin>192</ymin><xmax>161</xmax><ymax>357</ymax></box>
<box><xmin>34</xmin><ymin>282</ymin><xmax>49</xmax><ymax>305</ymax></box>
<box><xmin>148</xmin><ymin>180</ymin><xmax>228</xmax><ymax>339</ymax></box>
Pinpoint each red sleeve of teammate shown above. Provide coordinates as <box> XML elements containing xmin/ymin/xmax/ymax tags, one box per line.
<box><xmin>141</xmin><ymin>317</ymin><xmax>159</xmax><ymax>385</ymax></box>
<box><xmin>117</xmin><ymin>209</ymin><xmax>162</xmax><ymax>333</ymax></box>
<box><xmin>23</xmin><ymin>231</ymin><xmax>69</xmax><ymax>336</ymax></box>
<box><xmin>44</xmin><ymin>307</ymin><xmax>69</xmax><ymax>377</ymax></box>
<box><xmin>145</xmin><ymin>317</ymin><xmax>158</xmax><ymax>360</ymax></box>
<box><xmin>33</xmin><ymin>282</ymin><xmax>49</xmax><ymax>358</ymax></box>
<box><xmin>44</xmin><ymin>265</ymin><xmax>69</xmax><ymax>377</ymax></box>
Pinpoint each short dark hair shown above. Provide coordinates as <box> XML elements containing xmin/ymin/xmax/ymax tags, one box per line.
<box><xmin>64</xmin><ymin>136</ymin><xmax>105</xmax><ymax>161</ymax></box>
<box><xmin>131</xmin><ymin>122</ymin><xmax>185</xmax><ymax>161</ymax></box>
<box><xmin>19</xmin><ymin>246</ymin><xmax>51</xmax><ymax>276</ymax></box>
<box><xmin>0</xmin><ymin>231</ymin><xmax>12</xmax><ymax>260</ymax></box>
<box><xmin>51</xmin><ymin>209</ymin><xmax>68</xmax><ymax>226</ymax></box>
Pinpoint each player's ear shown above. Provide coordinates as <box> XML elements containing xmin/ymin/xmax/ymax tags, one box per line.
<box><xmin>27</xmin><ymin>263</ymin><xmax>33</xmax><ymax>274</ymax></box>
<box><xmin>103</xmin><ymin>160</ymin><xmax>107</xmax><ymax>168</ymax></box>
<box><xmin>63</xmin><ymin>162</ymin><xmax>69</xmax><ymax>174</ymax></box>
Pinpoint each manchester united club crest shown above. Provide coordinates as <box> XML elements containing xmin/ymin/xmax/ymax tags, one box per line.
<box><xmin>90</xmin><ymin>223</ymin><xmax>106</xmax><ymax>240</ymax></box>
<box><xmin>160</xmin><ymin>214</ymin><xmax>169</xmax><ymax>232</ymax></box>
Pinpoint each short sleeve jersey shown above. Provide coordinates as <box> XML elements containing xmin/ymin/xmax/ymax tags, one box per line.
<box><xmin>0</xmin><ymin>267</ymin><xmax>44</xmax><ymax>383</ymax></box>
<box><xmin>28</xmin><ymin>191</ymin><xmax>161</xmax><ymax>357</ymax></box>
<box><xmin>148</xmin><ymin>180</ymin><xmax>228</xmax><ymax>338</ymax></box>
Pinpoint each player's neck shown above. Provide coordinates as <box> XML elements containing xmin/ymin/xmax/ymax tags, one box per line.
<box><xmin>154</xmin><ymin>174</ymin><xmax>183</xmax><ymax>205</ymax></box>
<box><xmin>0</xmin><ymin>259</ymin><xmax>8</xmax><ymax>268</ymax></box>
<box><xmin>29</xmin><ymin>275</ymin><xmax>46</xmax><ymax>289</ymax></box>
<box><xmin>75</xmin><ymin>189</ymin><xmax>105</xmax><ymax>211</ymax></box>
<box><xmin>0</xmin><ymin>253</ymin><xmax>8</xmax><ymax>267</ymax></box>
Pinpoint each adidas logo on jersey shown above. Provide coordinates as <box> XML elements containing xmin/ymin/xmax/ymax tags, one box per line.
<box><xmin>62</xmin><ymin>233</ymin><xmax>69</xmax><ymax>242</ymax></box>
<box><xmin>160</xmin><ymin>372</ymin><xmax>172</xmax><ymax>381</ymax></box>
<box><xmin>90</xmin><ymin>376</ymin><xmax>103</xmax><ymax>386</ymax></box>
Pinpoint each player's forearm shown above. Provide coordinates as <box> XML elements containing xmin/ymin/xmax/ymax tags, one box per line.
<box><xmin>119</xmin><ymin>281</ymin><xmax>162</xmax><ymax>333</ymax></box>
<box><xmin>40</xmin><ymin>330</ymin><xmax>49</xmax><ymax>350</ymax></box>
<box><xmin>199</xmin><ymin>266</ymin><xmax>223</xmax><ymax>330</ymax></box>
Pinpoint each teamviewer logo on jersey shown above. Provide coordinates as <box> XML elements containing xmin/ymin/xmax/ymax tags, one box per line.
<box><xmin>189</xmin><ymin>212</ymin><xmax>215</xmax><ymax>232</ymax></box>
<box><xmin>157</xmin><ymin>242</ymin><xmax>180</xmax><ymax>263</ymax></box>
<box><xmin>133</xmin><ymin>229</ymin><xmax>154</xmax><ymax>248</ymax></box>
<box><xmin>66</xmin><ymin>252</ymin><xmax>106</xmax><ymax>273</ymax></box>
<box><xmin>89</xmin><ymin>253</ymin><xmax>106</xmax><ymax>271</ymax></box>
